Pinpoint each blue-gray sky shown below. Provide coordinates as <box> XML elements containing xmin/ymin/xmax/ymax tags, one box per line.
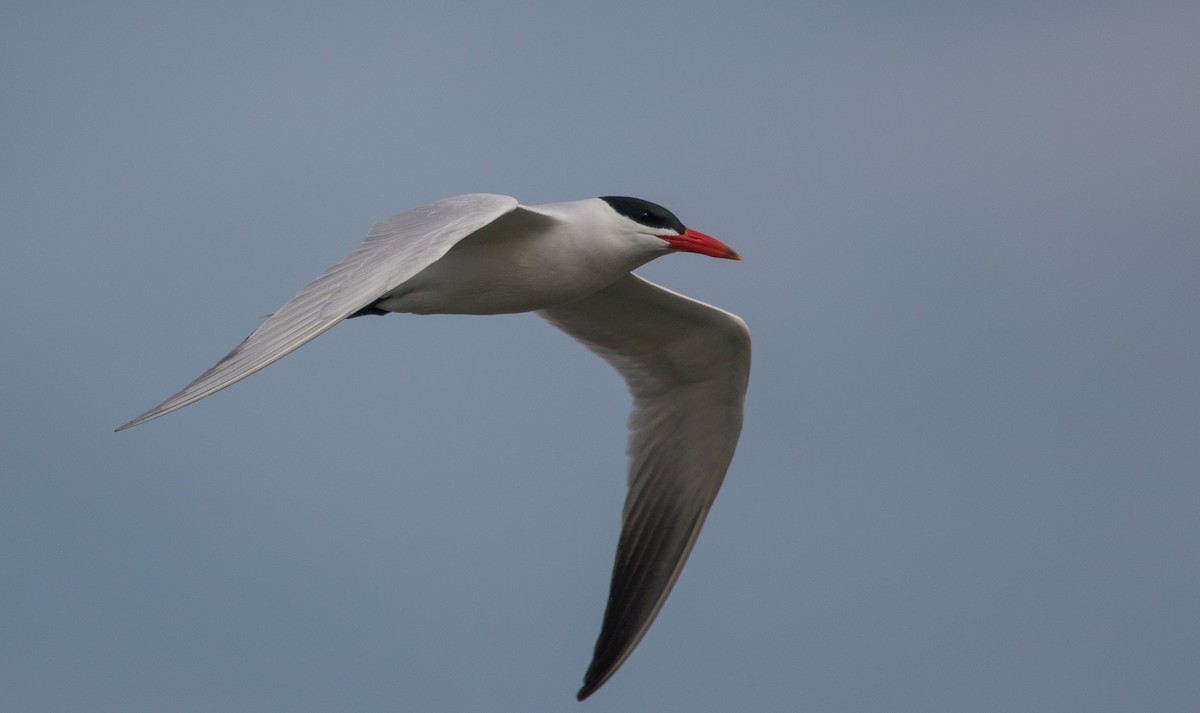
<box><xmin>3</xmin><ymin>1</ymin><xmax>1198</xmax><ymax>711</ymax></box>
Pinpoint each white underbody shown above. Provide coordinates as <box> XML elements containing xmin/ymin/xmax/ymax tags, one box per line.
<box><xmin>374</xmin><ymin>207</ymin><xmax>663</xmax><ymax>315</ymax></box>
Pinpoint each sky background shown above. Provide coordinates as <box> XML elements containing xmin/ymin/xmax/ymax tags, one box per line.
<box><xmin>3</xmin><ymin>1</ymin><xmax>1198</xmax><ymax>711</ymax></box>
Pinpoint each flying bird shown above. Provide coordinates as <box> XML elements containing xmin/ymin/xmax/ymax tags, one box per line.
<box><xmin>117</xmin><ymin>193</ymin><xmax>751</xmax><ymax>700</ymax></box>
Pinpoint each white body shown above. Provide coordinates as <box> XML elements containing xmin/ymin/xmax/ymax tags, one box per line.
<box><xmin>378</xmin><ymin>199</ymin><xmax>664</xmax><ymax>314</ymax></box>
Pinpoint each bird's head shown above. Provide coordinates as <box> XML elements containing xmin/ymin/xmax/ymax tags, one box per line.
<box><xmin>599</xmin><ymin>196</ymin><xmax>741</xmax><ymax>261</ymax></box>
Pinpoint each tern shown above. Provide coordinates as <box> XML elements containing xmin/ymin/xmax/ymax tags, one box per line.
<box><xmin>117</xmin><ymin>193</ymin><xmax>751</xmax><ymax>700</ymax></box>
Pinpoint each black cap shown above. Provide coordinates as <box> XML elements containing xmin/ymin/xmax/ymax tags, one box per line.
<box><xmin>599</xmin><ymin>196</ymin><xmax>686</xmax><ymax>234</ymax></box>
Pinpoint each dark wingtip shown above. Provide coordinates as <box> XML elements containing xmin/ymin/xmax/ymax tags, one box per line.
<box><xmin>576</xmin><ymin>680</ymin><xmax>598</xmax><ymax>702</ymax></box>
<box><xmin>575</xmin><ymin>652</ymin><xmax>619</xmax><ymax>701</ymax></box>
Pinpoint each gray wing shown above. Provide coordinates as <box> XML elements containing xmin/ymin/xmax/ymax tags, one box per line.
<box><xmin>538</xmin><ymin>274</ymin><xmax>751</xmax><ymax>700</ymax></box>
<box><xmin>117</xmin><ymin>193</ymin><xmax>519</xmax><ymax>431</ymax></box>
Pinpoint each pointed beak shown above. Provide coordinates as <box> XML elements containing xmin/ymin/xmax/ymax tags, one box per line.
<box><xmin>664</xmin><ymin>228</ymin><xmax>742</xmax><ymax>260</ymax></box>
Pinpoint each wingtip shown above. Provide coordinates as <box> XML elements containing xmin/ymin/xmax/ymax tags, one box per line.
<box><xmin>115</xmin><ymin>408</ymin><xmax>160</xmax><ymax>432</ymax></box>
<box><xmin>114</xmin><ymin>419</ymin><xmax>141</xmax><ymax>432</ymax></box>
<box><xmin>575</xmin><ymin>682</ymin><xmax>597</xmax><ymax>702</ymax></box>
<box><xmin>575</xmin><ymin>658</ymin><xmax>615</xmax><ymax>701</ymax></box>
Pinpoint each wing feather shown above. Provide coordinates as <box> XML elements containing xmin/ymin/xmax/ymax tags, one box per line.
<box><xmin>117</xmin><ymin>194</ymin><xmax>518</xmax><ymax>430</ymax></box>
<box><xmin>538</xmin><ymin>274</ymin><xmax>751</xmax><ymax>700</ymax></box>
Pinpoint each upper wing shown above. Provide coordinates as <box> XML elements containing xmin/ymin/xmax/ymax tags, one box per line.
<box><xmin>117</xmin><ymin>193</ymin><xmax>520</xmax><ymax>431</ymax></box>
<box><xmin>537</xmin><ymin>274</ymin><xmax>751</xmax><ymax>700</ymax></box>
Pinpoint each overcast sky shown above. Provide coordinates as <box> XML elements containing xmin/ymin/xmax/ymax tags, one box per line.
<box><xmin>3</xmin><ymin>1</ymin><xmax>1198</xmax><ymax>711</ymax></box>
